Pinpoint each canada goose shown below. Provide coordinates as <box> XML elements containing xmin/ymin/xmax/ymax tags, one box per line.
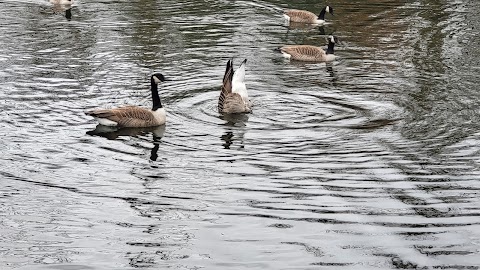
<box><xmin>278</xmin><ymin>35</ymin><xmax>338</xmax><ymax>62</ymax></box>
<box><xmin>218</xmin><ymin>59</ymin><xmax>251</xmax><ymax>114</ymax></box>
<box><xmin>284</xmin><ymin>5</ymin><xmax>334</xmax><ymax>24</ymax></box>
<box><xmin>85</xmin><ymin>73</ymin><xmax>168</xmax><ymax>127</ymax></box>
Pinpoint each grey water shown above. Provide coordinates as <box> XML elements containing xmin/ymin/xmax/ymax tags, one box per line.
<box><xmin>1</xmin><ymin>0</ymin><xmax>479</xmax><ymax>269</ymax></box>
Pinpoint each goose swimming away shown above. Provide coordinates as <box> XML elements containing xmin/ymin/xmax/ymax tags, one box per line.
<box><xmin>218</xmin><ymin>59</ymin><xmax>251</xmax><ymax>114</ymax></box>
<box><xmin>278</xmin><ymin>35</ymin><xmax>338</xmax><ymax>62</ymax></box>
<box><xmin>283</xmin><ymin>5</ymin><xmax>334</xmax><ymax>25</ymax></box>
<box><xmin>85</xmin><ymin>73</ymin><xmax>168</xmax><ymax>127</ymax></box>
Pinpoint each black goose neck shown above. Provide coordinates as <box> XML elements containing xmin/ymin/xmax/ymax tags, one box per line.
<box><xmin>151</xmin><ymin>78</ymin><xmax>162</xmax><ymax>111</ymax></box>
<box><xmin>318</xmin><ymin>8</ymin><xmax>327</xmax><ymax>20</ymax></box>
<box><xmin>326</xmin><ymin>42</ymin><xmax>335</xmax><ymax>55</ymax></box>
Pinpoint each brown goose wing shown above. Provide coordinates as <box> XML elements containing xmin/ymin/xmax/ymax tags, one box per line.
<box><xmin>280</xmin><ymin>45</ymin><xmax>326</xmax><ymax>61</ymax></box>
<box><xmin>218</xmin><ymin>59</ymin><xmax>234</xmax><ymax>112</ymax></box>
<box><xmin>285</xmin><ymin>9</ymin><xmax>317</xmax><ymax>23</ymax></box>
<box><xmin>86</xmin><ymin>106</ymin><xmax>157</xmax><ymax>127</ymax></box>
<box><xmin>85</xmin><ymin>109</ymin><xmax>116</xmax><ymax>119</ymax></box>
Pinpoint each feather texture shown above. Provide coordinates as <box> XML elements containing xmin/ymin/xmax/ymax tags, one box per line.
<box><xmin>280</xmin><ymin>45</ymin><xmax>328</xmax><ymax>61</ymax></box>
<box><xmin>218</xmin><ymin>59</ymin><xmax>233</xmax><ymax>112</ymax></box>
<box><xmin>284</xmin><ymin>10</ymin><xmax>318</xmax><ymax>24</ymax></box>
<box><xmin>218</xmin><ymin>59</ymin><xmax>251</xmax><ymax>114</ymax></box>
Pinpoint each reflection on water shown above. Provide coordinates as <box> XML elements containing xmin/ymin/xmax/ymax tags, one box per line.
<box><xmin>1</xmin><ymin>0</ymin><xmax>479</xmax><ymax>269</ymax></box>
<box><xmin>87</xmin><ymin>125</ymin><xmax>165</xmax><ymax>160</ymax></box>
<box><xmin>64</xmin><ymin>8</ymin><xmax>71</xmax><ymax>20</ymax></box>
<box><xmin>86</xmin><ymin>124</ymin><xmax>166</xmax><ymax>141</ymax></box>
<box><xmin>325</xmin><ymin>63</ymin><xmax>337</xmax><ymax>83</ymax></box>
<box><xmin>220</xmin><ymin>113</ymin><xmax>250</xmax><ymax>127</ymax></box>
<box><xmin>219</xmin><ymin>113</ymin><xmax>248</xmax><ymax>149</ymax></box>
<box><xmin>221</xmin><ymin>132</ymin><xmax>234</xmax><ymax>149</ymax></box>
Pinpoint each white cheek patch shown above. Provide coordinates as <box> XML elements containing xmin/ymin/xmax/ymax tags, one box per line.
<box><xmin>330</xmin><ymin>36</ymin><xmax>335</xmax><ymax>43</ymax></box>
<box><xmin>326</xmin><ymin>6</ymin><xmax>330</xmax><ymax>13</ymax></box>
<box><xmin>153</xmin><ymin>76</ymin><xmax>161</xmax><ymax>84</ymax></box>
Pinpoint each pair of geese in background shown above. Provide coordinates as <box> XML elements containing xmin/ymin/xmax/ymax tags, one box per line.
<box><xmin>86</xmin><ymin>5</ymin><xmax>337</xmax><ymax>128</ymax></box>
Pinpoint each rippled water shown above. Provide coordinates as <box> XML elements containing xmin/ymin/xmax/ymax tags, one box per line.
<box><xmin>1</xmin><ymin>0</ymin><xmax>480</xmax><ymax>269</ymax></box>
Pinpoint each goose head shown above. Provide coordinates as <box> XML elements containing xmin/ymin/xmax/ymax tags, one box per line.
<box><xmin>150</xmin><ymin>73</ymin><xmax>170</xmax><ymax>111</ymax></box>
<box><xmin>325</xmin><ymin>36</ymin><xmax>339</xmax><ymax>56</ymax></box>
<box><xmin>325</xmin><ymin>6</ymin><xmax>334</xmax><ymax>16</ymax></box>
<box><xmin>151</xmin><ymin>73</ymin><xmax>169</xmax><ymax>84</ymax></box>
<box><xmin>328</xmin><ymin>35</ymin><xmax>338</xmax><ymax>44</ymax></box>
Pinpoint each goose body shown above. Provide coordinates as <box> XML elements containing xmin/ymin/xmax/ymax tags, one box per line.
<box><xmin>283</xmin><ymin>5</ymin><xmax>333</xmax><ymax>24</ymax></box>
<box><xmin>279</xmin><ymin>36</ymin><xmax>338</xmax><ymax>62</ymax></box>
<box><xmin>86</xmin><ymin>73</ymin><xmax>168</xmax><ymax>127</ymax></box>
<box><xmin>218</xmin><ymin>59</ymin><xmax>251</xmax><ymax>114</ymax></box>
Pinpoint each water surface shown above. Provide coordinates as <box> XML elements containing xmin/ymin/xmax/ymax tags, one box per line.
<box><xmin>1</xmin><ymin>0</ymin><xmax>479</xmax><ymax>269</ymax></box>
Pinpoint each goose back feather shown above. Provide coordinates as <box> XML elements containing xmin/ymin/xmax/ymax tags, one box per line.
<box><xmin>284</xmin><ymin>10</ymin><xmax>318</xmax><ymax>24</ymax></box>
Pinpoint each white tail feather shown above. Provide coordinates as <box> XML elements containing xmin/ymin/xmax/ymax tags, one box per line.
<box><xmin>96</xmin><ymin>118</ymin><xmax>118</xmax><ymax>126</ymax></box>
<box><xmin>232</xmin><ymin>60</ymin><xmax>248</xmax><ymax>100</ymax></box>
<box><xmin>233</xmin><ymin>60</ymin><xmax>246</xmax><ymax>84</ymax></box>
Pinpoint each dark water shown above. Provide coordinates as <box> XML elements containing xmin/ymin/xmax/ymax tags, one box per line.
<box><xmin>1</xmin><ymin>0</ymin><xmax>479</xmax><ymax>269</ymax></box>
